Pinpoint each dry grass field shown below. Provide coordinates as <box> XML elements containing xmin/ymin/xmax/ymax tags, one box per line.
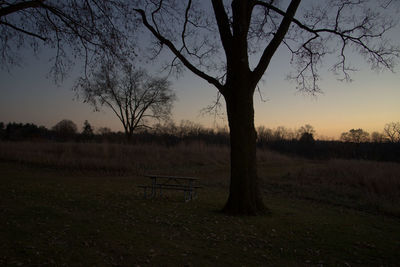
<box><xmin>1</xmin><ymin>141</ymin><xmax>400</xmax><ymax>265</ymax></box>
<box><xmin>1</xmin><ymin>141</ymin><xmax>399</xmax><ymax>216</ymax></box>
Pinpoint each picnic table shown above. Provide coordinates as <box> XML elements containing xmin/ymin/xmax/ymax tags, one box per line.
<box><xmin>138</xmin><ymin>175</ymin><xmax>201</xmax><ymax>202</ymax></box>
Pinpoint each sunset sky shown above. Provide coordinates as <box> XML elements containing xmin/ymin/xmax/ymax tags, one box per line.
<box><xmin>1</xmin><ymin>2</ymin><xmax>399</xmax><ymax>140</ymax></box>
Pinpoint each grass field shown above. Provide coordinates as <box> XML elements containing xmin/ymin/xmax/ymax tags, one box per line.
<box><xmin>0</xmin><ymin>141</ymin><xmax>400</xmax><ymax>266</ymax></box>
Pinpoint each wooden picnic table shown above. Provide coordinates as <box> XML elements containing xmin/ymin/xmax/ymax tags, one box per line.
<box><xmin>138</xmin><ymin>175</ymin><xmax>201</xmax><ymax>202</ymax></box>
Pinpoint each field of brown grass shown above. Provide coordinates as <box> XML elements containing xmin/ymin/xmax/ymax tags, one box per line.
<box><xmin>1</xmin><ymin>141</ymin><xmax>399</xmax><ymax>216</ymax></box>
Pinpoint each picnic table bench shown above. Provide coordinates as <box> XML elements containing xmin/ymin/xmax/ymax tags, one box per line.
<box><xmin>138</xmin><ymin>175</ymin><xmax>201</xmax><ymax>202</ymax></box>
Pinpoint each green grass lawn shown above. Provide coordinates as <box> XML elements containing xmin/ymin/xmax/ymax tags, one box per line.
<box><xmin>1</xmin><ymin>161</ymin><xmax>399</xmax><ymax>266</ymax></box>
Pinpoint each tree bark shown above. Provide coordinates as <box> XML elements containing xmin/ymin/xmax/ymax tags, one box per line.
<box><xmin>222</xmin><ymin>81</ymin><xmax>268</xmax><ymax>215</ymax></box>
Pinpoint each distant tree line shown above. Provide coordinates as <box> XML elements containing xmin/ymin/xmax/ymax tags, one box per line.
<box><xmin>0</xmin><ymin>120</ymin><xmax>93</xmax><ymax>142</ymax></box>
<box><xmin>257</xmin><ymin>124</ymin><xmax>400</xmax><ymax>162</ymax></box>
<box><xmin>0</xmin><ymin>119</ymin><xmax>229</xmax><ymax>145</ymax></box>
<box><xmin>0</xmin><ymin>122</ymin><xmax>51</xmax><ymax>141</ymax></box>
<box><xmin>266</xmin><ymin>140</ymin><xmax>400</xmax><ymax>162</ymax></box>
<box><xmin>0</xmin><ymin>120</ymin><xmax>399</xmax><ymax>162</ymax></box>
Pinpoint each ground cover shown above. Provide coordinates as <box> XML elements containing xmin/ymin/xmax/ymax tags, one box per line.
<box><xmin>1</xmin><ymin>156</ymin><xmax>399</xmax><ymax>266</ymax></box>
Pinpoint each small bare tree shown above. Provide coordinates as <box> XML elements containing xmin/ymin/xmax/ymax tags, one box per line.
<box><xmin>75</xmin><ymin>62</ymin><xmax>176</xmax><ymax>140</ymax></box>
<box><xmin>384</xmin><ymin>122</ymin><xmax>400</xmax><ymax>143</ymax></box>
<box><xmin>371</xmin><ymin>131</ymin><xmax>386</xmax><ymax>143</ymax></box>
<box><xmin>340</xmin><ymin>128</ymin><xmax>370</xmax><ymax>143</ymax></box>
<box><xmin>297</xmin><ymin>124</ymin><xmax>315</xmax><ymax>139</ymax></box>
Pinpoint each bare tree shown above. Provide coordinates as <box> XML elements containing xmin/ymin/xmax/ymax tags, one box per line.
<box><xmin>340</xmin><ymin>128</ymin><xmax>370</xmax><ymax>143</ymax></box>
<box><xmin>384</xmin><ymin>122</ymin><xmax>400</xmax><ymax>143</ymax></box>
<box><xmin>296</xmin><ymin>124</ymin><xmax>315</xmax><ymax>143</ymax></box>
<box><xmin>273</xmin><ymin>126</ymin><xmax>293</xmax><ymax>141</ymax></box>
<box><xmin>297</xmin><ymin>124</ymin><xmax>315</xmax><ymax>139</ymax></box>
<box><xmin>128</xmin><ymin>0</ymin><xmax>399</xmax><ymax>215</ymax></box>
<box><xmin>257</xmin><ymin>126</ymin><xmax>274</xmax><ymax>143</ymax></box>
<box><xmin>75</xmin><ymin>62</ymin><xmax>176</xmax><ymax>140</ymax></box>
<box><xmin>371</xmin><ymin>131</ymin><xmax>386</xmax><ymax>143</ymax></box>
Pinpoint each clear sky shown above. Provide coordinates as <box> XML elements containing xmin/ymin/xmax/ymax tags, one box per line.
<box><xmin>1</xmin><ymin>2</ymin><xmax>399</xmax><ymax>140</ymax></box>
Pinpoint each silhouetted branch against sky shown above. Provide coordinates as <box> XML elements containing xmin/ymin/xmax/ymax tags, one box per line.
<box><xmin>0</xmin><ymin>0</ymin><xmax>138</xmax><ymax>82</ymax></box>
<box><xmin>129</xmin><ymin>0</ymin><xmax>399</xmax><ymax>95</ymax></box>
<box><xmin>1</xmin><ymin>1</ymin><xmax>398</xmax><ymax>90</ymax></box>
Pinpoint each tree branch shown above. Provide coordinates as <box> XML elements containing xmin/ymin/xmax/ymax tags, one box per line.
<box><xmin>211</xmin><ymin>0</ymin><xmax>233</xmax><ymax>59</ymax></box>
<box><xmin>252</xmin><ymin>0</ymin><xmax>301</xmax><ymax>85</ymax></box>
<box><xmin>0</xmin><ymin>0</ymin><xmax>45</xmax><ymax>17</ymax></box>
<box><xmin>134</xmin><ymin>7</ymin><xmax>225</xmax><ymax>93</ymax></box>
<box><xmin>0</xmin><ymin>20</ymin><xmax>47</xmax><ymax>41</ymax></box>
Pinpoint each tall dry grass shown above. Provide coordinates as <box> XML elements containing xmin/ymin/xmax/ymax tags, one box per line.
<box><xmin>1</xmin><ymin>141</ymin><xmax>399</xmax><ymax>215</ymax></box>
<box><xmin>0</xmin><ymin>141</ymin><xmax>226</xmax><ymax>175</ymax></box>
<box><xmin>0</xmin><ymin>141</ymin><xmax>290</xmax><ymax>174</ymax></box>
<box><xmin>295</xmin><ymin>159</ymin><xmax>400</xmax><ymax>201</ymax></box>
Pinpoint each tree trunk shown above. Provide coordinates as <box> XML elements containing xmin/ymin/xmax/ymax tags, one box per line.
<box><xmin>124</xmin><ymin>127</ymin><xmax>133</xmax><ymax>142</ymax></box>
<box><xmin>222</xmin><ymin>82</ymin><xmax>268</xmax><ymax>215</ymax></box>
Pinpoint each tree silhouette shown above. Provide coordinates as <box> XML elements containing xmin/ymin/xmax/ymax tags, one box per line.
<box><xmin>75</xmin><ymin>62</ymin><xmax>176</xmax><ymax>140</ymax></box>
<box><xmin>129</xmin><ymin>0</ymin><xmax>399</xmax><ymax>215</ymax></box>
<box><xmin>52</xmin><ymin>119</ymin><xmax>77</xmax><ymax>141</ymax></box>
<box><xmin>81</xmin><ymin>120</ymin><xmax>94</xmax><ymax>140</ymax></box>
<box><xmin>384</xmin><ymin>122</ymin><xmax>400</xmax><ymax>143</ymax></box>
<box><xmin>371</xmin><ymin>131</ymin><xmax>386</xmax><ymax>143</ymax></box>
<box><xmin>3</xmin><ymin>122</ymin><xmax>49</xmax><ymax>140</ymax></box>
<box><xmin>299</xmin><ymin>132</ymin><xmax>315</xmax><ymax>144</ymax></box>
<box><xmin>340</xmin><ymin>128</ymin><xmax>370</xmax><ymax>143</ymax></box>
<box><xmin>297</xmin><ymin>124</ymin><xmax>315</xmax><ymax>139</ymax></box>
